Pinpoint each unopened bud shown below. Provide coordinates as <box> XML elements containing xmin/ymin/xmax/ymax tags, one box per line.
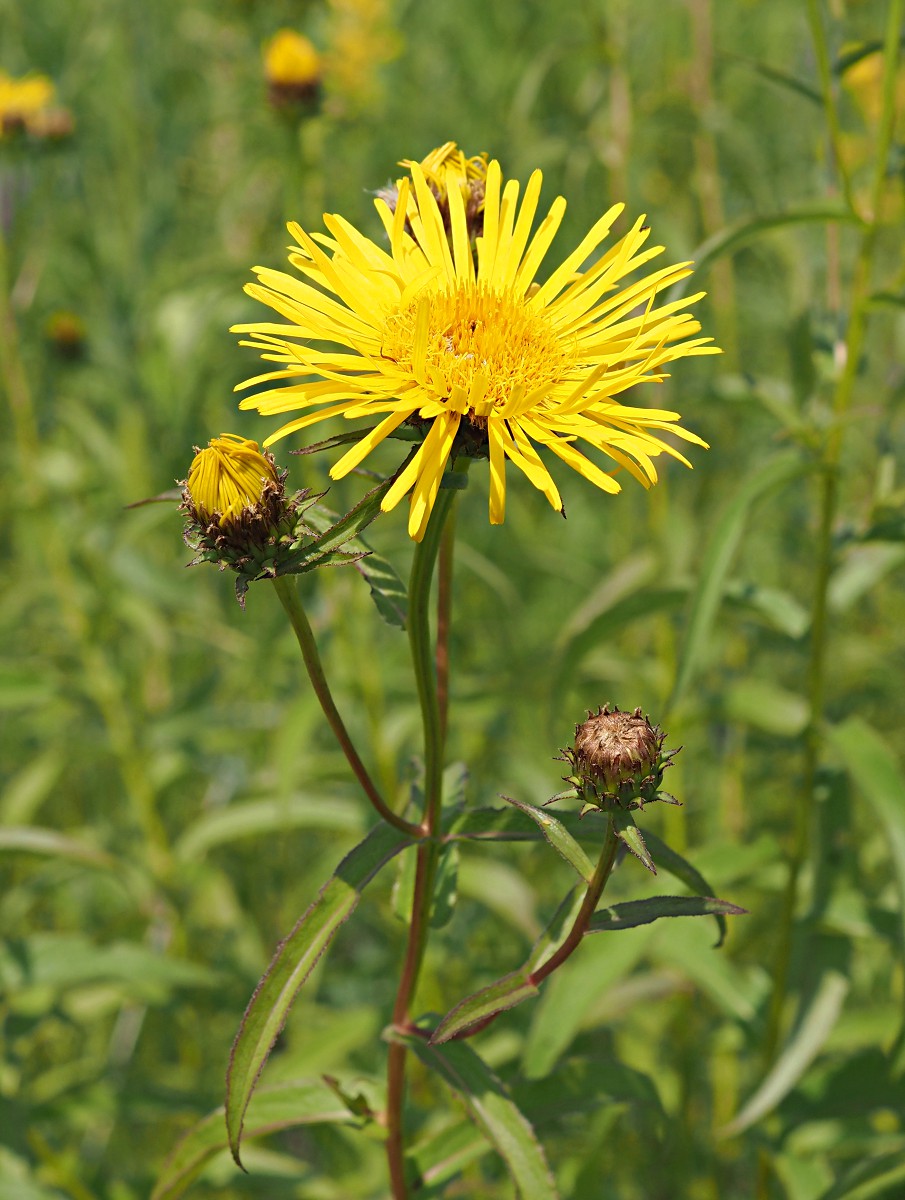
<box><xmin>561</xmin><ymin>704</ymin><xmax>680</xmax><ymax>811</ymax></box>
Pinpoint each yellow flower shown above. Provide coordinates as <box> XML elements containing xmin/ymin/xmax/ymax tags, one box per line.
<box><xmin>387</xmin><ymin>142</ymin><xmax>488</xmax><ymax>237</ymax></box>
<box><xmin>264</xmin><ymin>30</ymin><xmax>321</xmax><ymax>87</ymax></box>
<box><xmin>186</xmin><ymin>434</ymin><xmax>280</xmax><ymax>526</ymax></box>
<box><xmin>0</xmin><ymin>69</ymin><xmax>67</xmax><ymax>138</ymax></box>
<box><xmin>234</xmin><ymin>157</ymin><xmax>718</xmax><ymax>540</ymax></box>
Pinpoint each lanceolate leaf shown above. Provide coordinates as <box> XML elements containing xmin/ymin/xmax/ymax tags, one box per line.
<box><xmin>827</xmin><ymin>717</ymin><xmax>905</xmax><ymax>963</ymax></box>
<box><xmin>226</xmin><ymin>823</ymin><xmax>414</xmax><ymax>1164</ymax></box>
<box><xmin>432</xmin><ymin>887</ymin><xmax>584</xmax><ymax>1044</ymax></box>
<box><xmin>643</xmin><ymin>830</ymin><xmax>732</xmax><ymax>946</ymax></box>
<box><xmin>503</xmin><ymin>796</ymin><xmax>594</xmax><ymax>882</ymax></box>
<box><xmin>668</xmin><ymin>453</ymin><xmax>808</xmax><ymax>714</ymax></box>
<box><xmin>673</xmin><ymin>205</ymin><xmax>863</xmax><ymax>298</ymax></box>
<box><xmin>355</xmin><ymin>550</ymin><xmax>408</xmax><ymax>629</ymax></box>
<box><xmin>396</xmin><ymin>1033</ymin><xmax>560</xmax><ymax>1200</ymax></box>
<box><xmin>588</xmin><ymin>895</ymin><xmax>746</xmax><ymax>933</ymax></box>
<box><xmin>152</xmin><ymin>1079</ymin><xmax>359</xmax><ymax>1200</ymax></box>
<box><xmin>721</xmin><ymin>971</ymin><xmax>849</xmax><ymax>1136</ymax></box>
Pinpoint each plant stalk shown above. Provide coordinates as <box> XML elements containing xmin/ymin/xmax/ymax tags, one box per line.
<box><xmin>272</xmin><ymin>575</ymin><xmax>420</xmax><ymax>838</ymax></box>
<box><xmin>531</xmin><ymin>814</ymin><xmax>620</xmax><ymax>986</ymax></box>
<box><xmin>385</xmin><ymin>476</ymin><xmax>463</xmax><ymax>1199</ymax></box>
<box><xmin>759</xmin><ymin>0</ymin><xmax>903</xmax><ymax>1162</ymax></box>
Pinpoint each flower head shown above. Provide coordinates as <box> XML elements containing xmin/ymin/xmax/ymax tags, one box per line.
<box><xmin>186</xmin><ymin>433</ymin><xmax>281</xmax><ymax>526</ymax></box>
<box><xmin>562</xmin><ymin>704</ymin><xmax>679</xmax><ymax>812</ymax></box>
<box><xmin>263</xmin><ymin>30</ymin><xmax>322</xmax><ymax>106</ymax></box>
<box><xmin>234</xmin><ymin>153</ymin><xmax>718</xmax><ymax>540</ymax></box>
<box><xmin>379</xmin><ymin>143</ymin><xmax>489</xmax><ymax>240</ymax></box>
<box><xmin>0</xmin><ymin>69</ymin><xmax>73</xmax><ymax>140</ymax></box>
<box><xmin>181</xmin><ymin>433</ymin><xmax>373</xmax><ymax>604</ymax></box>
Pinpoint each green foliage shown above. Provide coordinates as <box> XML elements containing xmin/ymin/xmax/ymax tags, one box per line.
<box><xmin>2</xmin><ymin>0</ymin><xmax>904</xmax><ymax>1197</ymax></box>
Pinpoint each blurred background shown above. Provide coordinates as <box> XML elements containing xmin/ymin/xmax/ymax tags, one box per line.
<box><xmin>2</xmin><ymin>0</ymin><xmax>904</xmax><ymax>1197</ymax></box>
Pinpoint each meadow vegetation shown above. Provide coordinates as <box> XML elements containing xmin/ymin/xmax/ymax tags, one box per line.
<box><xmin>1</xmin><ymin>1</ymin><xmax>904</xmax><ymax>1197</ymax></box>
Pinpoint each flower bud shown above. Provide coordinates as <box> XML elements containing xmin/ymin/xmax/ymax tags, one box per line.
<box><xmin>181</xmin><ymin>433</ymin><xmax>370</xmax><ymax>605</ymax></box>
<box><xmin>380</xmin><ymin>142</ymin><xmax>489</xmax><ymax>241</ymax></box>
<box><xmin>263</xmin><ymin>30</ymin><xmax>322</xmax><ymax>109</ymax></box>
<box><xmin>561</xmin><ymin>704</ymin><xmax>679</xmax><ymax>811</ymax></box>
<box><xmin>185</xmin><ymin>434</ymin><xmax>280</xmax><ymax>527</ymax></box>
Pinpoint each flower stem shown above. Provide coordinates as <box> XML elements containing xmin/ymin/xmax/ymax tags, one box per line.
<box><xmin>531</xmin><ymin>814</ymin><xmax>619</xmax><ymax>986</ymax></box>
<box><xmin>435</xmin><ymin>493</ymin><xmax>458</xmax><ymax>744</ymax></box>
<box><xmin>385</xmin><ymin>476</ymin><xmax>463</xmax><ymax>1200</ymax></box>
<box><xmin>272</xmin><ymin>575</ymin><xmax>420</xmax><ymax>838</ymax></box>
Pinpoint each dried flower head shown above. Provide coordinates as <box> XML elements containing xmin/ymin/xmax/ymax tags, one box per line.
<box><xmin>561</xmin><ymin>704</ymin><xmax>680</xmax><ymax>811</ymax></box>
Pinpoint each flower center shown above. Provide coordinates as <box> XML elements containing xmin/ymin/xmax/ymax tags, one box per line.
<box><xmin>382</xmin><ymin>282</ymin><xmax>575</xmax><ymax>421</ymax></box>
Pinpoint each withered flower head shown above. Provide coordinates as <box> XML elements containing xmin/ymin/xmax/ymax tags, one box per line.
<box><xmin>561</xmin><ymin>704</ymin><xmax>680</xmax><ymax>811</ymax></box>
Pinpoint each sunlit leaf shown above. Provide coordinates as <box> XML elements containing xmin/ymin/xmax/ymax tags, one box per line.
<box><xmin>827</xmin><ymin>718</ymin><xmax>905</xmax><ymax>961</ymax></box>
<box><xmin>396</xmin><ymin>1033</ymin><xmax>560</xmax><ymax>1199</ymax></box>
<box><xmin>503</xmin><ymin>796</ymin><xmax>594</xmax><ymax>882</ymax></box>
<box><xmin>588</xmin><ymin>895</ymin><xmax>746</xmax><ymax>933</ymax></box>
<box><xmin>152</xmin><ymin>1080</ymin><xmax>360</xmax><ymax>1200</ymax></box>
<box><xmin>721</xmin><ymin>971</ymin><xmax>849</xmax><ymax>1136</ymax></box>
<box><xmin>225</xmin><ymin>823</ymin><xmax>413</xmax><ymax>1164</ymax></box>
<box><xmin>668</xmin><ymin>453</ymin><xmax>808</xmax><ymax>714</ymax></box>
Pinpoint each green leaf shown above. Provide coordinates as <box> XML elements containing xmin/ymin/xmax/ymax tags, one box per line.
<box><xmin>650</xmin><ymin>920</ymin><xmax>769</xmax><ymax>1022</ymax></box>
<box><xmin>431</xmin><ymin>842</ymin><xmax>459</xmax><ymax>928</ymax></box>
<box><xmin>225</xmin><ymin>822</ymin><xmax>413</xmax><ymax>1165</ymax></box>
<box><xmin>431</xmin><ymin>887</ymin><xmax>584</xmax><ymax>1044</ymax></box>
<box><xmin>522</xmin><ymin>928</ymin><xmax>654</xmax><ymax>1078</ymax></box>
<box><xmin>643</xmin><ymin>830</ymin><xmax>733</xmax><ymax>946</ymax></box>
<box><xmin>723</xmin><ymin>579</ymin><xmax>810</xmax><ymax>639</ymax></box>
<box><xmin>174</xmin><ymin>795</ymin><xmax>363</xmax><ymax>861</ymax></box>
<box><xmin>828</xmin><ymin>544</ymin><xmax>905</xmax><ymax>612</ymax></box>
<box><xmin>827</xmin><ymin>717</ymin><xmax>905</xmax><ymax>962</ymax></box>
<box><xmin>432</xmin><ymin>969</ymin><xmax>539</xmax><ymax>1044</ymax></box>
<box><xmin>588</xmin><ymin>895</ymin><xmax>746</xmax><ymax>933</ymax></box>
<box><xmin>674</xmin><ymin>206</ymin><xmax>863</xmax><ymax>298</ymax></box>
<box><xmin>816</xmin><ymin>1149</ymin><xmax>905</xmax><ymax>1200</ymax></box>
<box><xmin>396</xmin><ymin>1034</ymin><xmax>559</xmax><ymax>1199</ymax></box>
<box><xmin>446</xmin><ymin>805</ymin><xmax>547</xmax><ymax>842</ymax></box>
<box><xmin>457</xmin><ymin>856</ymin><xmax>540</xmax><ymax>940</ymax></box>
<box><xmin>502</xmin><ymin>796</ymin><xmax>594</xmax><ymax>882</ymax></box>
<box><xmin>0</xmin><ymin>826</ymin><xmax>115</xmax><ymax>868</ymax></box>
<box><xmin>721</xmin><ymin>53</ymin><xmax>823</xmax><ymax>104</ymax></box>
<box><xmin>721</xmin><ymin>971</ymin><xmax>849</xmax><ymax>1136</ymax></box>
<box><xmin>668</xmin><ymin>453</ymin><xmax>808</xmax><ymax>713</ymax></box>
<box><xmin>0</xmin><ymin>934</ymin><xmax>217</xmax><ymax>997</ymax></box>
<box><xmin>721</xmin><ymin>678</ymin><xmax>809</xmax><ymax>737</ymax></box>
<box><xmin>516</xmin><ymin>1055</ymin><xmax>667</xmax><ymax>1123</ymax></box>
<box><xmin>406</xmin><ymin>1119</ymin><xmax>491</xmax><ymax>1195</ymax></box>
<box><xmin>152</xmin><ymin>1079</ymin><xmax>359</xmax><ymax>1200</ymax></box>
<box><xmin>612</xmin><ymin>810</ymin><xmax>656</xmax><ymax>873</ymax></box>
<box><xmin>355</xmin><ymin>549</ymin><xmax>408</xmax><ymax>629</ymax></box>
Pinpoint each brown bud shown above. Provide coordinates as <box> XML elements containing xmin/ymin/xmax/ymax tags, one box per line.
<box><xmin>562</xmin><ymin>704</ymin><xmax>679</xmax><ymax>811</ymax></box>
